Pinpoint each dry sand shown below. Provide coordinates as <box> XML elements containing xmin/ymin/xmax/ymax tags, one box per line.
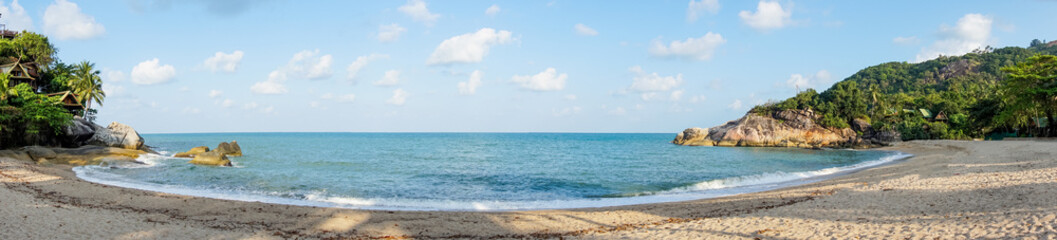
<box><xmin>2</xmin><ymin>140</ymin><xmax>1056</xmax><ymax>239</ymax></box>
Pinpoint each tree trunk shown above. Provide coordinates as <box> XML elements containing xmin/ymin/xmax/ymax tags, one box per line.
<box><xmin>1048</xmin><ymin>110</ymin><xmax>1056</xmax><ymax>137</ymax></box>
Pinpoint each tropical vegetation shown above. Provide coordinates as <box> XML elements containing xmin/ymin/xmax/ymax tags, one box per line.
<box><xmin>752</xmin><ymin>40</ymin><xmax>1057</xmax><ymax>140</ymax></box>
<box><xmin>0</xmin><ymin>31</ymin><xmax>105</xmax><ymax>148</ymax></box>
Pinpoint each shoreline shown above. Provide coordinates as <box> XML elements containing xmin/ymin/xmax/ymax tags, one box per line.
<box><xmin>69</xmin><ymin>149</ymin><xmax>912</xmax><ymax>212</ymax></box>
<box><xmin>3</xmin><ymin>140</ymin><xmax>1057</xmax><ymax>238</ymax></box>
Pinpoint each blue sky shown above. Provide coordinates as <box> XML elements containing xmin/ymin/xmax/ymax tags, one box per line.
<box><xmin>6</xmin><ymin>0</ymin><xmax>1056</xmax><ymax>133</ymax></box>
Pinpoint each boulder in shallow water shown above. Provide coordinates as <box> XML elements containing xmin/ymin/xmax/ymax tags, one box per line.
<box><xmin>173</xmin><ymin>146</ymin><xmax>210</xmax><ymax>158</ymax></box>
<box><xmin>87</xmin><ymin>122</ymin><xmax>145</xmax><ymax>150</ymax></box>
<box><xmin>214</xmin><ymin>141</ymin><xmax>242</xmax><ymax>157</ymax></box>
<box><xmin>189</xmin><ymin>151</ymin><xmax>231</xmax><ymax>166</ymax></box>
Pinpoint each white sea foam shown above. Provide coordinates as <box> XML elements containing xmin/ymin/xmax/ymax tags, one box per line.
<box><xmin>74</xmin><ymin>151</ymin><xmax>913</xmax><ymax>211</ymax></box>
<box><xmin>661</xmin><ymin>151</ymin><xmax>914</xmax><ymax>194</ymax></box>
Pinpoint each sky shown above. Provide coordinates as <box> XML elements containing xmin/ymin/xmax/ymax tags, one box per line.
<box><xmin>3</xmin><ymin>0</ymin><xmax>1056</xmax><ymax>133</ymax></box>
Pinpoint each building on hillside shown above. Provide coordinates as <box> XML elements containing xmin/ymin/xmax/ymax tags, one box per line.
<box><xmin>933</xmin><ymin>111</ymin><xmax>948</xmax><ymax>122</ymax></box>
<box><xmin>0</xmin><ymin>62</ymin><xmax>40</xmax><ymax>91</ymax></box>
<box><xmin>45</xmin><ymin>91</ymin><xmax>83</xmax><ymax>116</ymax></box>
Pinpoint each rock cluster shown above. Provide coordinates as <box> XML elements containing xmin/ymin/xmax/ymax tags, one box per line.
<box><xmin>189</xmin><ymin>151</ymin><xmax>231</xmax><ymax>167</ymax></box>
<box><xmin>178</xmin><ymin>141</ymin><xmax>242</xmax><ymax>166</ymax></box>
<box><xmin>673</xmin><ymin>109</ymin><xmax>900</xmax><ymax>149</ymax></box>
<box><xmin>173</xmin><ymin>146</ymin><xmax>210</xmax><ymax>158</ymax></box>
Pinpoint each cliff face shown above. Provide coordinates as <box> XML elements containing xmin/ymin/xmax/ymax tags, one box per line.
<box><xmin>672</xmin><ymin>109</ymin><xmax>899</xmax><ymax>149</ymax></box>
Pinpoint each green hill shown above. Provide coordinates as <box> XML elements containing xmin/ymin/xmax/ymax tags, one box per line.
<box><xmin>751</xmin><ymin>40</ymin><xmax>1057</xmax><ymax>140</ymax></box>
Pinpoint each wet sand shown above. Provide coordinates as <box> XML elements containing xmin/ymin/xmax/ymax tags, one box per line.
<box><xmin>2</xmin><ymin>140</ymin><xmax>1056</xmax><ymax>239</ymax></box>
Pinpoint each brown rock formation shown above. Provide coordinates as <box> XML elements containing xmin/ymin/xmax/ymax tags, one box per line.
<box><xmin>173</xmin><ymin>146</ymin><xmax>210</xmax><ymax>158</ymax></box>
<box><xmin>673</xmin><ymin>109</ymin><xmax>898</xmax><ymax>149</ymax></box>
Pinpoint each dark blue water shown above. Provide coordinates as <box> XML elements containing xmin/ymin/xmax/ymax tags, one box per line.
<box><xmin>73</xmin><ymin>133</ymin><xmax>909</xmax><ymax>211</ymax></box>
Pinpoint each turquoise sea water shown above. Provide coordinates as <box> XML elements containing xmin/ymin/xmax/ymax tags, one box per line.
<box><xmin>73</xmin><ymin>133</ymin><xmax>910</xmax><ymax>211</ymax></box>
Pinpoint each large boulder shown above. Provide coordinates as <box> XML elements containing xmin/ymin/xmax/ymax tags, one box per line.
<box><xmin>673</xmin><ymin>109</ymin><xmax>866</xmax><ymax>148</ymax></box>
<box><xmin>61</xmin><ymin>117</ymin><xmax>100</xmax><ymax>147</ymax></box>
<box><xmin>214</xmin><ymin>141</ymin><xmax>242</xmax><ymax>157</ymax></box>
<box><xmin>87</xmin><ymin>122</ymin><xmax>145</xmax><ymax>150</ymax></box>
<box><xmin>189</xmin><ymin>151</ymin><xmax>231</xmax><ymax>166</ymax></box>
<box><xmin>173</xmin><ymin>146</ymin><xmax>210</xmax><ymax>158</ymax></box>
<box><xmin>23</xmin><ymin>146</ymin><xmax>56</xmax><ymax>162</ymax></box>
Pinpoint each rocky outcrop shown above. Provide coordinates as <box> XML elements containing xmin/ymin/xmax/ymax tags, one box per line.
<box><xmin>189</xmin><ymin>151</ymin><xmax>231</xmax><ymax>166</ymax></box>
<box><xmin>12</xmin><ymin>145</ymin><xmax>145</xmax><ymax>166</ymax></box>
<box><xmin>87</xmin><ymin>122</ymin><xmax>145</xmax><ymax>150</ymax></box>
<box><xmin>214</xmin><ymin>141</ymin><xmax>242</xmax><ymax>157</ymax></box>
<box><xmin>61</xmin><ymin>117</ymin><xmax>99</xmax><ymax>147</ymax></box>
<box><xmin>673</xmin><ymin>109</ymin><xmax>899</xmax><ymax>149</ymax></box>
<box><xmin>173</xmin><ymin>146</ymin><xmax>210</xmax><ymax>158</ymax></box>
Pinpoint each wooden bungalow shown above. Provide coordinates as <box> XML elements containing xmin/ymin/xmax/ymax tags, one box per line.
<box><xmin>933</xmin><ymin>111</ymin><xmax>948</xmax><ymax>122</ymax></box>
<box><xmin>1</xmin><ymin>62</ymin><xmax>40</xmax><ymax>91</ymax></box>
<box><xmin>45</xmin><ymin>91</ymin><xmax>83</xmax><ymax>116</ymax></box>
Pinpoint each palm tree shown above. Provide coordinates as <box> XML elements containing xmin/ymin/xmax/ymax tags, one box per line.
<box><xmin>69</xmin><ymin>61</ymin><xmax>105</xmax><ymax>110</ymax></box>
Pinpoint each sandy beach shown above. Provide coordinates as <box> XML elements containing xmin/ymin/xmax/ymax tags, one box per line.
<box><xmin>2</xmin><ymin>140</ymin><xmax>1056</xmax><ymax>239</ymax></box>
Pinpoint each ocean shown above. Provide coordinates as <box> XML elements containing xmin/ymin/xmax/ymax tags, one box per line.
<box><xmin>73</xmin><ymin>133</ymin><xmax>910</xmax><ymax>211</ymax></box>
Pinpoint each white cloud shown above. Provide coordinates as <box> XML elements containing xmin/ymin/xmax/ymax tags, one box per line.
<box><xmin>485</xmin><ymin>4</ymin><xmax>500</xmax><ymax>16</ymax></box>
<box><xmin>242</xmin><ymin>102</ymin><xmax>259</xmax><ymax>110</ymax></box>
<box><xmin>261</xmin><ymin>106</ymin><xmax>275</xmax><ymax>114</ymax></box>
<box><xmin>427</xmin><ymin>28</ymin><xmax>515</xmax><ymax>65</ymax></box>
<box><xmin>628</xmin><ymin>66</ymin><xmax>683</xmax><ymax>92</ymax></box>
<box><xmin>221</xmin><ymin>99</ymin><xmax>234</xmax><ymax>108</ymax></box>
<box><xmin>375</xmin><ymin>70</ymin><xmax>401</xmax><ymax>86</ymax></box>
<box><xmin>387</xmin><ymin>88</ymin><xmax>409</xmax><ymax>106</ymax></box>
<box><xmin>252</xmin><ymin>49</ymin><xmax>332</xmax><ymax>94</ymax></box>
<box><xmin>893</xmin><ymin>36</ymin><xmax>919</xmax><ymax>45</ymax></box>
<box><xmin>574</xmin><ymin>23</ymin><xmax>598</xmax><ymax>36</ymax></box>
<box><xmin>130</xmin><ymin>58</ymin><xmax>176</xmax><ymax>85</ymax></box>
<box><xmin>250</xmin><ymin>70</ymin><xmax>288</xmax><ymax>94</ymax></box>
<box><xmin>0</xmin><ymin>0</ymin><xmax>33</xmax><ymax>31</ymax></box>
<box><xmin>649</xmin><ymin>32</ymin><xmax>726</xmax><ymax>61</ymax></box>
<box><xmin>458</xmin><ymin>70</ymin><xmax>483</xmax><ymax>95</ymax></box>
<box><xmin>608</xmin><ymin>106</ymin><xmax>627</xmax><ymax>116</ymax></box>
<box><xmin>686</xmin><ymin>0</ymin><xmax>720</xmax><ymax>22</ymax></box>
<box><xmin>564</xmin><ymin>94</ymin><xmax>578</xmax><ymax>101</ymax></box>
<box><xmin>309</xmin><ymin>101</ymin><xmax>322</xmax><ymax>108</ymax></box>
<box><xmin>399</xmin><ymin>0</ymin><xmax>439</xmax><ymax>26</ymax></box>
<box><xmin>290</xmin><ymin>49</ymin><xmax>333</xmax><ymax>79</ymax></box>
<box><xmin>102</xmin><ymin>68</ymin><xmax>126</xmax><ymax>83</ymax></box>
<box><xmin>670</xmin><ymin>90</ymin><xmax>685</xmax><ymax>101</ymax></box>
<box><xmin>102</xmin><ymin>84</ymin><xmax>125</xmax><ymax>98</ymax></box>
<box><xmin>250</xmin><ymin>79</ymin><xmax>287</xmax><ymax>94</ymax></box>
<box><xmin>377</xmin><ymin>24</ymin><xmax>406</xmax><ymax>43</ymax></box>
<box><xmin>43</xmin><ymin>0</ymin><xmax>105</xmax><ymax>40</ymax></box>
<box><xmin>914</xmin><ymin>13</ymin><xmax>993</xmax><ymax>62</ymax></box>
<box><xmin>728</xmin><ymin>99</ymin><xmax>743</xmax><ymax>110</ymax></box>
<box><xmin>203</xmin><ymin>50</ymin><xmax>244</xmax><ymax>73</ymax></box>
<box><xmin>779</xmin><ymin>70</ymin><xmax>834</xmax><ymax>92</ymax></box>
<box><xmin>738</xmin><ymin>1</ymin><xmax>792</xmax><ymax>31</ymax></box>
<box><xmin>209</xmin><ymin>90</ymin><xmax>223</xmax><ymax>98</ymax></box>
<box><xmin>346</xmin><ymin>54</ymin><xmax>388</xmax><ymax>81</ymax></box>
<box><xmin>512</xmin><ymin>68</ymin><xmax>567</xmax><ymax>91</ymax></box>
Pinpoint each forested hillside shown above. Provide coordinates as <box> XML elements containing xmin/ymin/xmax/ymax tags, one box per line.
<box><xmin>751</xmin><ymin>40</ymin><xmax>1057</xmax><ymax>140</ymax></box>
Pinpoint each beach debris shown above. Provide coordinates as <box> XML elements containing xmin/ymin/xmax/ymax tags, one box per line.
<box><xmin>173</xmin><ymin>146</ymin><xmax>210</xmax><ymax>158</ymax></box>
<box><xmin>189</xmin><ymin>151</ymin><xmax>232</xmax><ymax>166</ymax></box>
